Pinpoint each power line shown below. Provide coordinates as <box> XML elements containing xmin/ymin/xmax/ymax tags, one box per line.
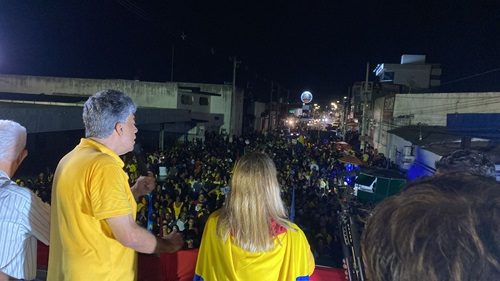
<box><xmin>397</xmin><ymin>97</ymin><xmax>500</xmax><ymax>114</ymax></box>
<box><xmin>112</xmin><ymin>0</ymin><xmax>292</xmax><ymax>97</ymax></box>
<box><xmin>442</xmin><ymin>67</ymin><xmax>500</xmax><ymax>85</ymax></box>
<box><xmin>397</xmin><ymin>95</ymin><xmax>500</xmax><ymax>100</ymax></box>
<box><xmin>115</xmin><ymin>0</ymin><xmax>150</xmax><ymax>22</ymax></box>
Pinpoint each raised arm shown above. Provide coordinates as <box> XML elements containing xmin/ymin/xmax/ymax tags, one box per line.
<box><xmin>106</xmin><ymin>213</ymin><xmax>184</xmax><ymax>254</ymax></box>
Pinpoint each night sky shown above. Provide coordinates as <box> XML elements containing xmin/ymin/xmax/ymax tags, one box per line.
<box><xmin>1</xmin><ymin>0</ymin><xmax>500</xmax><ymax>103</ymax></box>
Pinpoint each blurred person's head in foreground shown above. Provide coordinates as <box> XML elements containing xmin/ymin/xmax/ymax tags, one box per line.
<box><xmin>362</xmin><ymin>173</ymin><xmax>500</xmax><ymax>281</ymax></box>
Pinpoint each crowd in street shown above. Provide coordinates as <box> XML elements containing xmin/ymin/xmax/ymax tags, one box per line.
<box><xmin>16</xmin><ymin>130</ymin><xmax>379</xmax><ymax>268</ymax></box>
<box><xmin>4</xmin><ymin>88</ymin><xmax>498</xmax><ymax>281</ymax></box>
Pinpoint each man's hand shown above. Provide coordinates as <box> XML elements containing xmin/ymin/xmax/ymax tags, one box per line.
<box><xmin>107</xmin><ymin>214</ymin><xmax>184</xmax><ymax>254</ymax></box>
<box><xmin>156</xmin><ymin>229</ymin><xmax>184</xmax><ymax>253</ymax></box>
<box><xmin>131</xmin><ymin>172</ymin><xmax>156</xmax><ymax>200</ymax></box>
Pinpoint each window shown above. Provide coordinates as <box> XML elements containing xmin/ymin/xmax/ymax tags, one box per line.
<box><xmin>403</xmin><ymin>145</ymin><xmax>415</xmax><ymax>156</ymax></box>
<box><xmin>199</xmin><ymin>97</ymin><xmax>209</xmax><ymax>105</ymax></box>
<box><xmin>181</xmin><ymin>95</ymin><xmax>194</xmax><ymax>105</ymax></box>
<box><xmin>381</xmin><ymin>71</ymin><xmax>394</xmax><ymax>82</ymax></box>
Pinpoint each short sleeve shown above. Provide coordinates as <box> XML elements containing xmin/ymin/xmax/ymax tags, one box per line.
<box><xmin>27</xmin><ymin>191</ymin><xmax>51</xmax><ymax>245</ymax></box>
<box><xmin>89</xmin><ymin>160</ymin><xmax>132</xmax><ymax>220</ymax></box>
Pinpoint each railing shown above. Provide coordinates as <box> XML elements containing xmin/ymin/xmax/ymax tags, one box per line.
<box><xmin>37</xmin><ymin>242</ymin><xmax>345</xmax><ymax>281</ymax></box>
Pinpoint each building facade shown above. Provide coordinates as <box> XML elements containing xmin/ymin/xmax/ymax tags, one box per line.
<box><xmin>369</xmin><ymin>92</ymin><xmax>500</xmax><ymax>176</ymax></box>
<box><xmin>0</xmin><ymin>74</ymin><xmax>244</xmax><ymax>143</ymax></box>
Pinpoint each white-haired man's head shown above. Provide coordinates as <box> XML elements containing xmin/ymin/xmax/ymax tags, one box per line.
<box><xmin>0</xmin><ymin>120</ymin><xmax>27</xmax><ymax>161</ymax></box>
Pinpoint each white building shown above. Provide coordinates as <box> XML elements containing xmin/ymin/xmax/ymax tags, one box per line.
<box><xmin>369</xmin><ymin>92</ymin><xmax>500</xmax><ymax>176</ymax></box>
<box><xmin>0</xmin><ymin>74</ymin><xmax>244</xmax><ymax>147</ymax></box>
<box><xmin>374</xmin><ymin>54</ymin><xmax>441</xmax><ymax>90</ymax></box>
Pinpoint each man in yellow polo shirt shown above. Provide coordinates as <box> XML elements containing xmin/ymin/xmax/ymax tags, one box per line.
<box><xmin>47</xmin><ymin>90</ymin><xmax>184</xmax><ymax>281</ymax></box>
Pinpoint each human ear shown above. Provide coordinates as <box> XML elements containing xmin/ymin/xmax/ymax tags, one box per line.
<box><xmin>14</xmin><ymin>149</ymin><xmax>28</xmax><ymax>171</ymax></box>
<box><xmin>115</xmin><ymin>122</ymin><xmax>124</xmax><ymax>135</ymax></box>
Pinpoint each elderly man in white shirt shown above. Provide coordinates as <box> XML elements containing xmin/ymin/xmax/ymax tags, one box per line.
<box><xmin>0</xmin><ymin>120</ymin><xmax>50</xmax><ymax>281</ymax></box>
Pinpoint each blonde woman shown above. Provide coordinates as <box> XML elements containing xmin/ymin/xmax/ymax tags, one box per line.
<box><xmin>195</xmin><ymin>152</ymin><xmax>315</xmax><ymax>281</ymax></box>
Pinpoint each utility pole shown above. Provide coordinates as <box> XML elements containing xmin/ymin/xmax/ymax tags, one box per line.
<box><xmin>276</xmin><ymin>83</ymin><xmax>280</xmax><ymax>112</ymax></box>
<box><xmin>231</xmin><ymin>56</ymin><xmax>241</xmax><ymax>136</ymax></box>
<box><xmin>342</xmin><ymin>87</ymin><xmax>350</xmax><ymax>141</ymax></box>
<box><xmin>268</xmin><ymin>81</ymin><xmax>274</xmax><ymax>131</ymax></box>
<box><xmin>171</xmin><ymin>32</ymin><xmax>187</xmax><ymax>82</ymax></box>
<box><xmin>360</xmin><ymin>62</ymin><xmax>370</xmax><ymax>151</ymax></box>
<box><xmin>170</xmin><ymin>44</ymin><xmax>175</xmax><ymax>81</ymax></box>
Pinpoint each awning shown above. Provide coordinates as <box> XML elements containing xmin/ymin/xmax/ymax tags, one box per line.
<box><xmin>339</xmin><ymin>155</ymin><xmax>364</xmax><ymax>166</ymax></box>
<box><xmin>0</xmin><ymin>102</ymin><xmax>193</xmax><ymax>133</ymax></box>
<box><xmin>355</xmin><ymin>173</ymin><xmax>376</xmax><ymax>187</ymax></box>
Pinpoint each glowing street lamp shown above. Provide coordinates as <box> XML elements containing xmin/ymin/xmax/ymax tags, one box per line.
<box><xmin>300</xmin><ymin>91</ymin><xmax>313</xmax><ymax>104</ymax></box>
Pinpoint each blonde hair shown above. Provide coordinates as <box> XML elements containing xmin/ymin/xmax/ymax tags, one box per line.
<box><xmin>217</xmin><ymin>152</ymin><xmax>290</xmax><ymax>252</ymax></box>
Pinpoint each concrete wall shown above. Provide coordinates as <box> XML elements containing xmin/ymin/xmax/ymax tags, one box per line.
<box><xmin>0</xmin><ymin>74</ymin><xmax>242</xmax><ymax>136</ymax></box>
<box><xmin>0</xmin><ymin>74</ymin><xmax>178</xmax><ymax>108</ymax></box>
<box><xmin>231</xmin><ymin>89</ymin><xmax>244</xmax><ymax>136</ymax></box>
<box><xmin>253</xmin><ymin>102</ymin><xmax>267</xmax><ymax>132</ymax></box>
<box><xmin>387</xmin><ymin>133</ymin><xmax>413</xmax><ymax>169</ymax></box>
<box><xmin>204</xmin><ymin>84</ymin><xmax>242</xmax><ymax>135</ymax></box>
<box><xmin>177</xmin><ymin>82</ymin><xmax>238</xmax><ymax>135</ymax></box>
<box><xmin>393</xmin><ymin>92</ymin><xmax>500</xmax><ymax>126</ymax></box>
<box><xmin>377</xmin><ymin>64</ymin><xmax>433</xmax><ymax>89</ymax></box>
<box><xmin>371</xmin><ymin>97</ymin><xmax>385</xmax><ymax>151</ymax></box>
<box><xmin>372</xmin><ymin>91</ymin><xmax>500</xmax><ymax>170</ymax></box>
<box><xmin>392</xmin><ymin>64</ymin><xmax>432</xmax><ymax>89</ymax></box>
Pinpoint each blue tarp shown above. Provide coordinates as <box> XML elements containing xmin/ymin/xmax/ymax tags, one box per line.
<box><xmin>447</xmin><ymin>113</ymin><xmax>500</xmax><ymax>140</ymax></box>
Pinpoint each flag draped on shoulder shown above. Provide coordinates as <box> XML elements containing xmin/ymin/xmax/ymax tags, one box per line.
<box><xmin>194</xmin><ymin>211</ymin><xmax>315</xmax><ymax>281</ymax></box>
